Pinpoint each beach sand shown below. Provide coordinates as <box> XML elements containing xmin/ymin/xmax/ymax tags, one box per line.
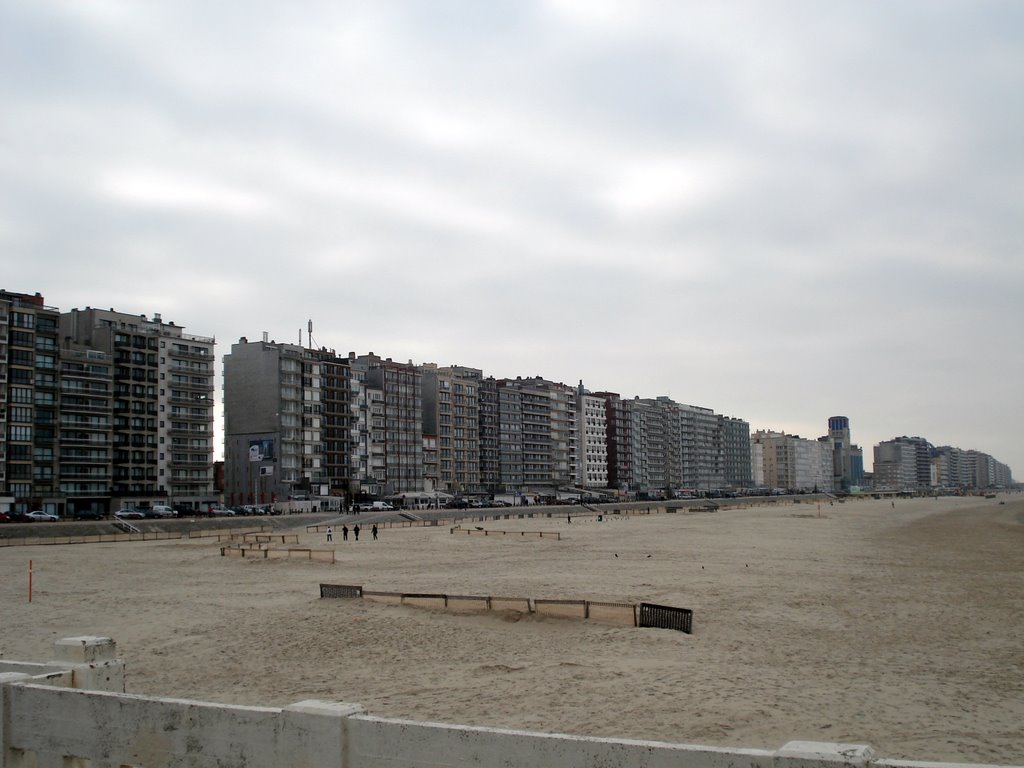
<box><xmin>2</xmin><ymin>495</ymin><xmax>1022</xmax><ymax>764</ymax></box>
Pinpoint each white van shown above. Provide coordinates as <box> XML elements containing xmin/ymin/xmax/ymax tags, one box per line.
<box><xmin>149</xmin><ymin>505</ymin><xmax>176</xmax><ymax>518</ymax></box>
<box><xmin>355</xmin><ymin>501</ymin><xmax>395</xmax><ymax>512</ymax></box>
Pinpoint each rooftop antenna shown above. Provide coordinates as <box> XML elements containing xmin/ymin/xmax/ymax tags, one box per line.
<box><xmin>308</xmin><ymin>319</ymin><xmax>318</xmax><ymax>350</ymax></box>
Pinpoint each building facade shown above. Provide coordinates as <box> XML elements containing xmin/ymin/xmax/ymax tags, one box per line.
<box><xmin>0</xmin><ymin>292</ymin><xmax>215</xmax><ymax>516</ymax></box>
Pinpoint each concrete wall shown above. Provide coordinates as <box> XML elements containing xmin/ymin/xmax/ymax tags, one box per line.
<box><xmin>3</xmin><ymin>638</ymin><xmax>1014</xmax><ymax>768</ymax></box>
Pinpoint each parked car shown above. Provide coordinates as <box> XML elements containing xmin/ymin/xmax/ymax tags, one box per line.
<box><xmin>209</xmin><ymin>506</ymin><xmax>236</xmax><ymax>516</ymax></box>
<box><xmin>143</xmin><ymin>505</ymin><xmax>175</xmax><ymax>518</ymax></box>
<box><xmin>74</xmin><ymin>510</ymin><xmax>107</xmax><ymax>521</ymax></box>
<box><xmin>27</xmin><ymin>511</ymin><xmax>59</xmax><ymax>522</ymax></box>
<box><xmin>0</xmin><ymin>512</ymin><xmax>12</xmax><ymax>523</ymax></box>
<box><xmin>114</xmin><ymin>508</ymin><xmax>145</xmax><ymax>520</ymax></box>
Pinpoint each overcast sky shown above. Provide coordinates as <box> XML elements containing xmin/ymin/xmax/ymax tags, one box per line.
<box><xmin>3</xmin><ymin>1</ymin><xmax>1022</xmax><ymax>475</ymax></box>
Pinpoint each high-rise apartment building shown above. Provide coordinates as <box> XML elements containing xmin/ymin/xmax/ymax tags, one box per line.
<box><xmin>827</xmin><ymin>416</ymin><xmax>864</xmax><ymax>491</ymax></box>
<box><xmin>477</xmin><ymin>378</ymin><xmax>501</xmax><ymax>493</ymax></box>
<box><xmin>223</xmin><ymin>337</ymin><xmax>360</xmax><ymax>507</ymax></box>
<box><xmin>677</xmin><ymin>402</ymin><xmax>721</xmax><ymax>491</ymax></box>
<box><xmin>496</xmin><ymin>381</ymin><xmax>524</xmax><ymax>492</ymax></box>
<box><xmin>61</xmin><ymin>307</ymin><xmax>216</xmax><ymax>510</ymax></box>
<box><xmin>352</xmin><ymin>354</ymin><xmax>424</xmax><ymax>495</ymax></box>
<box><xmin>494</xmin><ymin>377</ymin><xmax>577</xmax><ymax>494</ymax></box>
<box><xmin>872</xmin><ymin>436</ymin><xmax>934</xmax><ymax>492</ymax></box>
<box><xmin>594</xmin><ymin>391</ymin><xmax>632</xmax><ymax>492</ymax></box>
<box><xmin>420</xmin><ymin>364</ymin><xmax>481</xmax><ymax>494</ymax></box>
<box><xmin>1</xmin><ymin>291</ymin><xmax>62</xmax><ymax>514</ymax></box>
<box><xmin>576</xmin><ymin>384</ymin><xmax>608</xmax><ymax>488</ymax></box>
<box><xmin>751</xmin><ymin>430</ymin><xmax>833</xmax><ymax>492</ymax></box>
<box><xmin>720</xmin><ymin>416</ymin><xmax>752</xmax><ymax>488</ymax></box>
<box><xmin>630</xmin><ymin>397</ymin><xmax>675</xmax><ymax>495</ymax></box>
<box><xmin>0</xmin><ymin>292</ymin><xmax>215</xmax><ymax>516</ymax></box>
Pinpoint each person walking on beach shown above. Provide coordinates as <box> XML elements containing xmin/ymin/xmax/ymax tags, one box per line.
<box><xmin>342</xmin><ymin>525</ymin><xmax>348</xmax><ymax>541</ymax></box>
<box><xmin>326</xmin><ymin>526</ymin><xmax>333</xmax><ymax>543</ymax></box>
<box><xmin>353</xmin><ymin>524</ymin><xmax>360</xmax><ymax>541</ymax></box>
<box><xmin>567</xmin><ymin>514</ymin><xmax>571</xmax><ymax>524</ymax></box>
<box><xmin>372</xmin><ymin>524</ymin><xmax>378</xmax><ymax>540</ymax></box>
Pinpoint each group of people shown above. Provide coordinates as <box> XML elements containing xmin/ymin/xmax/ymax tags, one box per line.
<box><xmin>325</xmin><ymin>524</ymin><xmax>378</xmax><ymax>543</ymax></box>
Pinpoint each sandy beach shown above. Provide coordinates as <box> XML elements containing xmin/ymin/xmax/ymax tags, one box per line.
<box><xmin>1</xmin><ymin>495</ymin><xmax>1022</xmax><ymax>764</ymax></box>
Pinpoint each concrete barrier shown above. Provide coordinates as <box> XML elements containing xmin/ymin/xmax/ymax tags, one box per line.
<box><xmin>3</xmin><ymin>637</ymin><xmax>1010</xmax><ymax>768</ymax></box>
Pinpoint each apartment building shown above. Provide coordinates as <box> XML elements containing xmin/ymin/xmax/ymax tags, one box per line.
<box><xmin>496</xmin><ymin>382</ymin><xmax>524</xmax><ymax>493</ymax></box>
<box><xmin>224</xmin><ymin>337</ymin><xmax>318</xmax><ymax>506</ymax></box>
<box><xmin>353</xmin><ymin>354</ymin><xmax>424</xmax><ymax>495</ymax></box>
<box><xmin>630</xmin><ymin>397</ymin><xmax>675</xmax><ymax>495</ymax></box>
<box><xmin>677</xmin><ymin>402</ymin><xmax>721</xmax><ymax>491</ymax></box>
<box><xmin>0</xmin><ymin>292</ymin><xmax>215</xmax><ymax>516</ymax></box>
<box><xmin>311</xmin><ymin>347</ymin><xmax>354</xmax><ymax>501</ymax></box>
<box><xmin>720</xmin><ymin>416</ymin><xmax>752</xmax><ymax>489</ymax></box>
<box><xmin>751</xmin><ymin>430</ymin><xmax>833</xmax><ymax>492</ymax></box>
<box><xmin>873</xmin><ymin>436</ymin><xmax>934</xmax><ymax>492</ymax></box>
<box><xmin>477</xmin><ymin>378</ymin><xmax>501</xmax><ymax>493</ymax></box>
<box><xmin>420</xmin><ymin>364</ymin><xmax>481</xmax><ymax>495</ymax></box>
<box><xmin>494</xmin><ymin>377</ymin><xmax>577</xmax><ymax>494</ymax></box>
<box><xmin>593</xmin><ymin>391</ymin><xmax>632</xmax><ymax>492</ymax></box>
<box><xmin>576</xmin><ymin>385</ymin><xmax>609</xmax><ymax>489</ymax></box>
<box><xmin>1</xmin><ymin>291</ymin><xmax>61</xmax><ymax>514</ymax></box>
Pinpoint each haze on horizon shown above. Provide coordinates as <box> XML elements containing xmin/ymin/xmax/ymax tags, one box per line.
<box><xmin>2</xmin><ymin>1</ymin><xmax>1021</xmax><ymax>473</ymax></box>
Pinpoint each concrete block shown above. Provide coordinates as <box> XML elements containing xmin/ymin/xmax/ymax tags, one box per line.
<box><xmin>310</xmin><ymin>550</ymin><xmax>335</xmax><ymax>563</ymax></box>
<box><xmin>775</xmin><ymin>741</ymin><xmax>876</xmax><ymax>768</ymax></box>
<box><xmin>280</xmin><ymin>700</ymin><xmax>364</xmax><ymax>768</ymax></box>
<box><xmin>51</xmin><ymin>638</ymin><xmax>116</xmax><ymax>666</ymax></box>
<box><xmin>71</xmin><ymin>660</ymin><xmax>125</xmax><ymax>693</ymax></box>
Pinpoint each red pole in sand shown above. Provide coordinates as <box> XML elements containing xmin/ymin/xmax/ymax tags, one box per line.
<box><xmin>29</xmin><ymin>559</ymin><xmax>33</xmax><ymax>602</ymax></box>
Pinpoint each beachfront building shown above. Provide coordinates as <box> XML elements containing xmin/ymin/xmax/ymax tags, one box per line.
<box><xmin>496</xmin><ymin>381</ymin><xmax>524</xmax><ymax>494</ymax></box>
<box><xmin>827</xmin><ymin>416</ymin><xmax>865</xmax><ymax>491</ymax></box>
<box><xmin>594</xmin><ymin>391</ymin><xmax>633</xmax><ymax>493</ymax></box>
<box><xmin>477</xmin><ymin>378</ymin><xmax>501</xmax><ymax>494</ymax></box>
<box><xmin>0</xmin><ymin>291</ymin><xmax>216</xmax><ymax>517</ymax></box>
<box><xmin>420</xmin><ymin>364</ymin><xmax>481</xmax><ymax>495</ymax></box>
<box><xmin>312</xmin><ymin>347</ymin><xmax>355</xmax><ymax>502</ymax></box>
<box><xmin>721</xmin><ymin>416</ymin><xmax>753</xmax><ymax>489</ymax></box>
<box><xmin>493</xmin><ymin>376</ymin><xmax>577</xmax><ymax>497</ymax></box>
<box><xmin>0</xmin><ymin>291</ymin><xmax>62</xmax><ymax>516</ymax></box>
<box><xmin>576</xmin><ymin>384</ymin><xmax>609</xmax><ymax>489</ymax></box>
<box><xmin>630</xmin><ymin>397</ymin><xmax>675</xmax><ymax>496</ymax></box>
<box><xmin>873</xmin><ymin>436</ymin><xmax>934</xmax><ymax>492</ymax></box>
<box><xmin>751</xmin><ymin>430</ymin><xmax>834</xmax><ymax>493</ymax></box>
<box><xmin>61</xmin><ymin>305</ymin><xmax>216</xmax><ymax>514</ymax></box>
<box><xmin>224</xmin><ymin>338</ymin><xmax>361</xmax><ymax>509</ymax></box>
<box><xmin>930</xmin><ymin>445</ymin><xmax>1013</xmax><ymax>491</ymax></box>
<box><xmin>678</xmin><ymin>402</ymin><xmax>722</xmax><ymax>491</ymax></box>
<box><xmin>352</xmin><ymin>354</ymin><xmax>424</xmax><ymax>496</ymax></box>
